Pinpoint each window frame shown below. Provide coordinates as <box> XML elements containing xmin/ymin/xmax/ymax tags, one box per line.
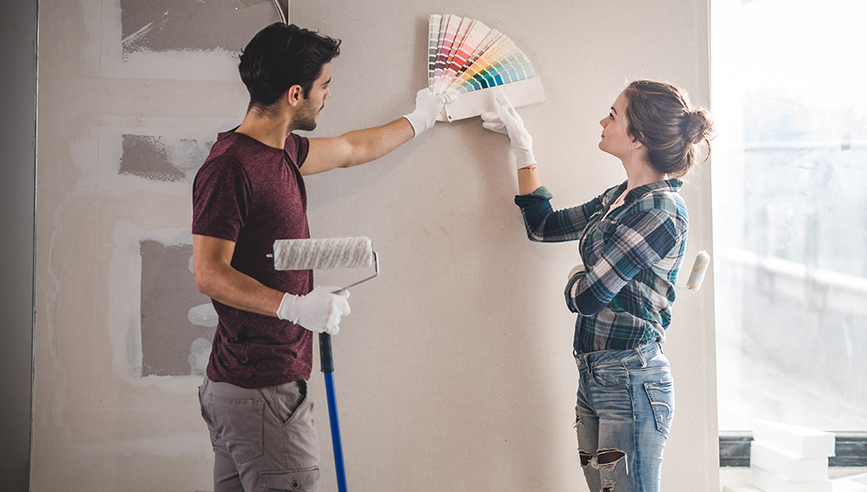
<box><xmin>719</xmin><ymin>433</ymin><xmax>867</xmax><ymax>467</ymax></box>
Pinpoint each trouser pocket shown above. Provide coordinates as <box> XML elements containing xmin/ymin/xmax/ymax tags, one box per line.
<box><xmin>207</xmin><ymin>395</ymin><xmax>266</xmax><ymax>464</ymax></box>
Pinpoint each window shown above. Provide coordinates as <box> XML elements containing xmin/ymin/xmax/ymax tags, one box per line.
<box><xmin>712</xmin><ymin>0</ymin><xmax>867</xmax><ymax>443</ymax></box>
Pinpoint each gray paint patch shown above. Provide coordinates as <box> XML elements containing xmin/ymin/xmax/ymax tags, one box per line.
<box><xmin>120</xmin><ymin>134</ymin><xmax>212</xmax><ymax>182</ymax></box>
<box><xmin>140</xmin><ymin>240</ymin><xmax>214</xmax><ymax>377</ymax></box>
<box><xmin>120</xmin><ymin>134</ymin><xmax>183</xmax><ymax>182</ymax></box>
<box><xmin>121</xmin><ymin>0</ymin><xmax>275</xmax><ymax>57</ymax></box>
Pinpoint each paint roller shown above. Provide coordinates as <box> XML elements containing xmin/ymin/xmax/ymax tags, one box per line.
<box><xmin>271</xmin><ymin>236</ymin><xmax>379</xmax><ymax>492</ymax></box>
<box><xmin>679</xmin><ymin>250</ymin><xmax>711</xmax><ymax>291</ymax></box>
<box><xmin>272</xmin><ymin>236</ymin><xmax>379</xmax><ymax>292</ymax></box>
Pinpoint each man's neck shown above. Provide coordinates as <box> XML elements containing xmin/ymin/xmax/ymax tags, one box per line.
<box><xmin>235</xmin><ymin>109</ymin><xmax>293</xmax><ymax>149</ymax></box>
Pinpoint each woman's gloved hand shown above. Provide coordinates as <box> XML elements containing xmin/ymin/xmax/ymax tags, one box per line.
<box><xmin>481</xmin><ymin>90</ymin><xmax>536</xmax><ymax>169</ymax></box>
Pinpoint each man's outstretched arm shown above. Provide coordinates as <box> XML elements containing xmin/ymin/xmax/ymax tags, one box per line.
<box><xmin>301</xmin><ymin>89</ymin><xmax>454</xmax><ymax>175</ymax></box>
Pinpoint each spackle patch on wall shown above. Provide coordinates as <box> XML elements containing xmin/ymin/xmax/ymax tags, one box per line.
<box><xmin>139</xmin><ymin>239</ymin><xmax>214</xmax><ymax>377</ymax></box>
<box><xmin>120</xmin><ymin>134</ymin><xmax>212</xmax><ymax>183</ymax></box>
<box><xmin>120</xmin><ymin>0</ymin><xmax>267</xmax><ymax>57</ymax></box>
<box><xmin>100</xmin><ymin>0</ymin><xmax>277</xmax><ymax>80</ymax></box>
<box><xmin>109</xmin><ymin>224</ymin><xmax>217</xmax><ymax>385</ymax></box>
<box><xmin>97</xmin><ymin>116</ymin><xmax>232</xmax><ymax>185</ymax></box>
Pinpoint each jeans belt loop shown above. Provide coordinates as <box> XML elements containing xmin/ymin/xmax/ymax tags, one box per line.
<box><xmin>574</xmin><ymin>350</ymin><xmax>587</xmax><ymax>372</ymax></box>
<box><xmin>636</xmin><ymin>345</ymin><xmax>648</xmax><ymax>368</ymax></box>
<box><xmin>578</xmin><ymin>354</ymin><xmax>590</xmax><ymax>374</ymax></box>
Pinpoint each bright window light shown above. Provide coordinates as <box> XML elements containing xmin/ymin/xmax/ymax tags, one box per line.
<box><xmin>712</xmin><ymin>0</ymin><xmax>867</xmax><ymax>432</ymax></box>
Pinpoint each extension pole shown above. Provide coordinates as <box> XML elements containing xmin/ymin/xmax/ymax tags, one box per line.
<box><xmin>319</xmin><ymin>333</ymin><xmax>348</xmax><ymax>492</ymax></box>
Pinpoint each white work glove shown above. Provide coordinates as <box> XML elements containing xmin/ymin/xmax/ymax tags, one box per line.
<box><xmin>480</xmin><ymin>90</ymin><xmax>536</xmax><ymax>169</ymax></box>
<box><xmin>403</xmin><ymin>88</ymin><xmax>456</xmax><ymax>138</ymax></box>
<box><xmin>276</xmin><ymin>286</ymin><xmax>350</xmax><ymax>336</ymax></box>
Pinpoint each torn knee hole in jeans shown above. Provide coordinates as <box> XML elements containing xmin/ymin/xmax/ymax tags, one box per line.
<box><xmin>597</xmin><ymin>449</ymin><xmax>626</xmax><ymax>471</ymax></box>
<box><xmin>578</xmin><ymin>450</ymin><xmax>593</xmax><ymax>467</ymax></box>
<box><xmin>602</xmin><ymin>478</ymin><xmax>615</xmax><ymax>492</ymax></box>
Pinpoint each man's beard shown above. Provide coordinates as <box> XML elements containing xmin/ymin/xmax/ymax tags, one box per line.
<box><xmin>293</xmin><ymin>99</ymin><xmax>321</xmax><ymax>132</ymax></box>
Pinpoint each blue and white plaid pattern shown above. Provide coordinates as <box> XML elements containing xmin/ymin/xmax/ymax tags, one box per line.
<box><xmin>515</xmin><ymin>180</ymin><xmax>688</xmax><ymax>353</ymax></box>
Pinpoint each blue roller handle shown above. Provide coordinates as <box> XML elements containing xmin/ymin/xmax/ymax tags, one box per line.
<box><xmin>319</xmin><ymin>333</ymin><xmax>347</xmax><ymax>492</ymax></box>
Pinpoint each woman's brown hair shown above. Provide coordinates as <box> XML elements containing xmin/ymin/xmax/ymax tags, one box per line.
<box><xmin>622</xmin><ymin>80</ymin><xmax>715</xmax><ymax>177</ymax></box>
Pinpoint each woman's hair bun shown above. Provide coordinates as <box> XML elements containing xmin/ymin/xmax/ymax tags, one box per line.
<box><xmin>686</xmin><ymin>107</ymin><xmax>715</xmax><ymax>146</ymax></box>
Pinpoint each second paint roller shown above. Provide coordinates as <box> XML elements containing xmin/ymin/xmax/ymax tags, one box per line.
<box><xmin>682</xmin><ymin>250</ymin><xmax>710</xmax><ymax>291</ymax></box>
<box><xmin>271</xmin><ymin>236</ymin><xmax>379</xmax><ymax>492</ymax></box>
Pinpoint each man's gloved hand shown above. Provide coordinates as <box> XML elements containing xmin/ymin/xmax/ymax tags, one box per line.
<box><xmin>276</xmin><ymin>286</ymin><xmax>350</xmax><ymax>336</ymax></box>
<box><xmin>480</xmin><ymin>90</ymin><xmax>536</xmax><ymax>169</ymax></box>
<box><xmin>404</xmin><ymin>89</ymin><xmax>456</xmax><ymax>137</ymax></box>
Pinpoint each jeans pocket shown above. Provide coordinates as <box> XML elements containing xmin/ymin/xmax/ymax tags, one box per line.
<box><xmin>591</xmin><ymin>364</ymin><xmax>629</xmax><ymax>388</ymax></box>
<box><xmin>208</xmin><ymin>395</ymin><xmax>265</xmax><ymax>464</ymax></box>
<box><xmin>644</xmin><ymin>379</ymin><xmax>675</xmax><ymax>437</ymax></box>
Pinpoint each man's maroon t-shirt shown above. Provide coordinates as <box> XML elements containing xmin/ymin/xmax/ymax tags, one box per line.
<box><xmin>192</xmin><ymin>131</ymin><xmax>314</xmax><ymax>388</ymax></box>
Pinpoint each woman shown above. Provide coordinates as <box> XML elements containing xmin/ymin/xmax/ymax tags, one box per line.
<box><xmin>481</xmin><ymin>81</ymin><xmax>714</xmax><ymax>492</ymax></box>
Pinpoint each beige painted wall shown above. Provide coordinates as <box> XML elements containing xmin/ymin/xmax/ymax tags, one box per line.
<box><xmin>32</xmin><ymin>0</ymin><xmax>717</xmax><ymax>491</ymax></box>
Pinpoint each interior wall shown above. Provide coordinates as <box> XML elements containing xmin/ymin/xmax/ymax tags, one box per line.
<box><xmin>0</xmin><ymin>1</ymin><xmax>37</xmax><ymax>491</ymax></box>
<box><xmin>32</xmin><ymin>0</ymin><xmax>717</xmax><ymax>491</ymax></box>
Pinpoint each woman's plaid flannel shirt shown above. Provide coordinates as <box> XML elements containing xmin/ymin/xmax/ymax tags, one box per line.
<box><xmin>514</xmin><ymin>179</ymin><xmax>689</xmax><ymax>354</ymax></box>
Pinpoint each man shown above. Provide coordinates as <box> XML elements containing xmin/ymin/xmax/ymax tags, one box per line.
<box><xmin>192</xmin><ymin>23</ymin><xmax>451</xmax><ymax>492</ymax></box>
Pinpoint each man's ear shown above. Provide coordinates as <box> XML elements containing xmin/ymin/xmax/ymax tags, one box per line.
<box><xmin>286</xmin><ymin>85</ymin><xmax>304</xmax><ymax>107</ymax></box>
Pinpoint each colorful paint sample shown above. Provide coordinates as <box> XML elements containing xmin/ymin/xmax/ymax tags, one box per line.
<box><xmin>427</xmin><ymin>14</ymin><xmax>540</xmax><ymax>97</ymax></box>
<box><xmin>428</xmin><ymin>14</ymin><xmax>442</xmax><ymax>88</ymax></box>
<box><xmin>437</xmin><ymin>20</ymin><xmax>492</xmax><ymax>94</ymax></box>
<box><xmin>426</xmin><ymin>14</ymin><xmax>546</xmax><ymax>122</ymax></box>
<box><xmin>432</xmin><ymin>15</ymin><xmax>463</xmax><ymax>90</ymax></box>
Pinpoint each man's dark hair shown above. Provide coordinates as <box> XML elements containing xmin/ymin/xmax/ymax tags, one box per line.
<box><xmin>238</xmin><ymin>23</ymin><xmax>341</xmax><ymax>114</ymax></box>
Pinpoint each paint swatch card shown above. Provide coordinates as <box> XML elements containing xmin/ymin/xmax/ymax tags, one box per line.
<box><xmin>427</xmin><ymin>14</ymin><xmax>545</xmax><ymax>122</ymax></box>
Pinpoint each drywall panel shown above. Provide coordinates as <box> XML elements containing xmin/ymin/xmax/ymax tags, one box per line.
<box><xmin>31</xmin><ymin>0</ymin><xmax>273</xmax><ymax>490</ymax></box>
<box><xmin>32</xmin><ymin>0</ymin><xmax>717</xmax><ymax>491</ymax></box>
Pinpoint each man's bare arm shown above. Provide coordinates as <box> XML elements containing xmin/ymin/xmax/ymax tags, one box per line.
<box><xmin>193</xmin><ymin>234</ymin><xmax>284</xmax><ymax>317</ymax></box>
<box><xmin>300</xmin><ymin>89</ymin><xmax>454</xmax><ymax>175</ymax></box>
<box><xmin>301</xmin><ymin>117</ymin><xmax>415</xmax><ymax>175</ymax></box>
